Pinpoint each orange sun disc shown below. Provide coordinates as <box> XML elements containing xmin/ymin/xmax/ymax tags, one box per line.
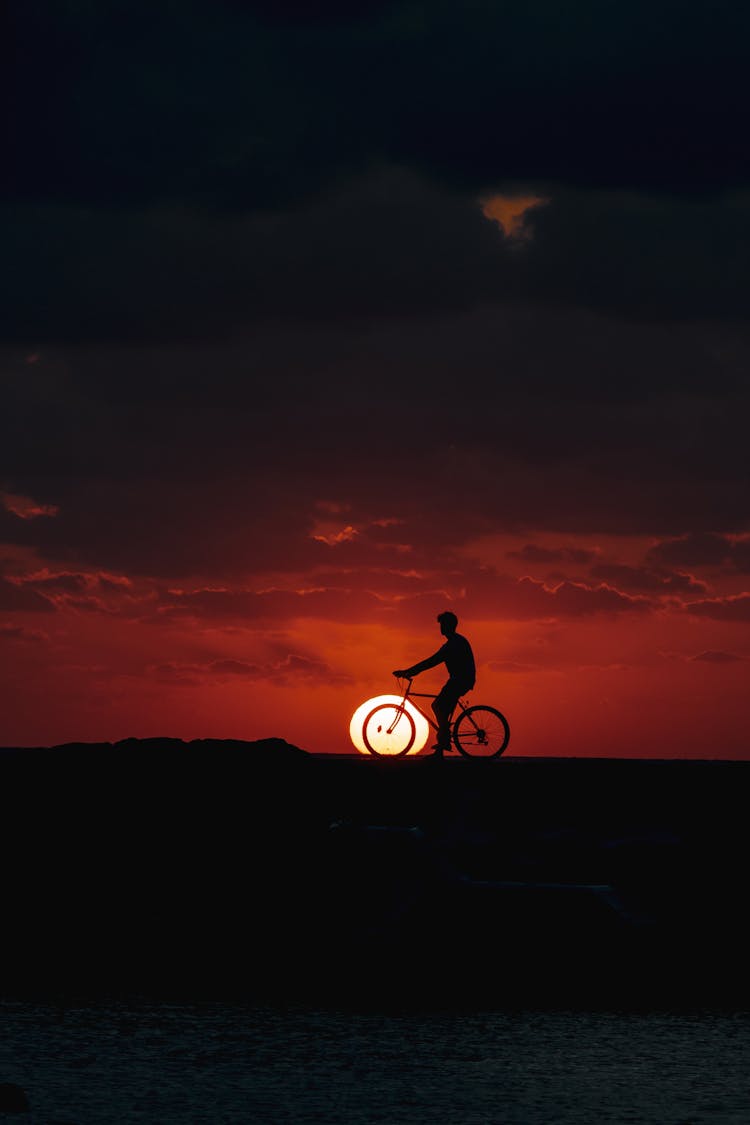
<box><xmin>349</xmin><ymin>694</ymin><xmax>430</xmax><ymax>756</ymax></box>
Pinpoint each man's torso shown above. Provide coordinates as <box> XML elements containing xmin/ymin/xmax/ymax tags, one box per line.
<box><xmin>440</xmin><ymin>632</ymin><xmax>476</xmax><ymax>687</ymax></box>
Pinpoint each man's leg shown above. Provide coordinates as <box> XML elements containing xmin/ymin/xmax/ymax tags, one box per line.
<box><xmin>432</xmin><ymin>682</ymin><xmax>461</xmax><ymax>753</ymax></box>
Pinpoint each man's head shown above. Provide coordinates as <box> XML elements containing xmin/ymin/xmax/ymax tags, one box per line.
<box><xmin>437</xmin><ymin>610</ymin><xmax>458</xmax><ymax>636</ymax></box>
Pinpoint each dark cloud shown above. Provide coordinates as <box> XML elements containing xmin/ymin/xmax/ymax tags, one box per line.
<box><xmin>19</xmin><ymin>572</ymin><xmax>89</xmax><ymax>595</ymax></box>
<box><xmin>0</xmin><ymin>540</ymin><xmax>665</xmax><ymax>629</ymax></box>
<box><xmin>512</xmin><ymin>577</ymin><xmax>652</xmax><ymax>619</ymax></box>
<box><xmin>685</xmin><ymin>594</ymin><xmax>750</xmax><ymax>621</ymax></box>
<box><xmin>7</xmin><ymin>0</ymin><xmax>750</xmax><ymax>216</ymax></box>
<box><xmin>0</xmin><ymin>577</ymin><xmax>55</xmax><ymax>612</ymax></box>
<box><xmin>589</xmin><ymin>563</ymin><xmax>707</xmax><ymax>595</ymax></box>
<box><xmin>149</xmin><ymin>658</ymin><xmax>263</xmax><ymax>685</ymax></box>
<box><xmin>513</xmin><ymin>191</ymin><xmax>750</xmax><ymax>323</ymax></box>
<box><xmin>148</xmin><ymin>651</ymin><xmax>351</xmax><ymax>685</ymax></box>
<box><xmin>648</xmin><ymin>533</ymin><xmax>750</xmax><ymax>570</ymax></box>
<box><xmin>0</xmin><ymin>623</ymin><xmax>48</xmax><ymax>642</ymax></box>
<box><xmin>159</xmin><ymin>586</ymin><xmax>384</xmax><ymax>622</ymax></box>
<box><xmin>3</xmin><ymin>1</ymin><xmax>750</xmax><ymax>600</ymax></box>
<box><xmin>11</xmin><ymin>571</ymin><xmax>148</xmax><ymax>618</ymax></box>
<box><xmin>648</xmin><ymin>533</ymin><xmax>732</xmax><ymax>567</ymax></box>
<box><xmin>66</xmin><ymin>563</ymin><xmax>657</xmax><ymax>630</ymax></box>
<box><xmin>5</xmin><ymin>1</ymin><xmax>338</xmax><ymax>212</ymax></box>
<box><xmin>509</xmin><ymin>544</ymin><xmax>598</xmax><ymax>565</ymax></box>
<box><xmin>4</xmin><ymin>396</ymin><xmax>749</xmax><ymax>577</ymax></box>
<box><xmin>8</xmin><ymin>297</ymin><xmax>747</xmax><ymax>441</ymax></box>
<box><xmin>7</xmin><ymin>2</ymin><xmax>750</xmax><ymax>357</ymax></box>
<box><xmin>274</xmin><ymin>653</ymin><xmax>353</xmax><ymax>685</ymax></box>
<box><xmin>690</xmin><ymin>650</ymin><xmax>745</xmax><ymax>663</ymax></box>
<box><xmin>376</xmin><ymin>572</ymin><xmax>655</xmax><ymax>623</ymax></box>
<box><xmin>0</xmin><ymin>171</ymin><xmax>508</xmax><ymax>344</ymax></box>
<box><xmin>0</xmin><ymin>472</ymin><xmax>322</xmax><ymax>579</ymax></box>
<box><xmin>9</xmin><ymin>179</ymin><xmax>750</xmax><ymax>350</ymax></box>
<box><xmin>242</xmin><ymin>1</ymin><xmax>402</xmax><ymax>26</ymax></box>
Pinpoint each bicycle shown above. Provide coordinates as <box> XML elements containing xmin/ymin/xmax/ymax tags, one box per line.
<box><xmin>362</xmin><ymin>676</ymin><xmax>510</xmax><ymax>758</ymax></box>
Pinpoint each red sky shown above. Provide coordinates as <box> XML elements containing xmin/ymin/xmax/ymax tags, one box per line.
<box><xmin>3</xmin><ymin>4</ymin><xmax>750</xmax><ymax>756</ymax></box>
<box><xmin>2</xmin><ymin>486</ymin><xmax>748</xmax><ymax>755</ymax></box>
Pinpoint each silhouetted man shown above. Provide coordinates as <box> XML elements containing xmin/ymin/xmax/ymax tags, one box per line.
<box><xmin>393</xmin><ymin>611</ymin><xmax>476</xmax><ymax>758</ymax></box>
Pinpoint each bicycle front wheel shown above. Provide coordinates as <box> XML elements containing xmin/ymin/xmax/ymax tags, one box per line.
<box><xmin>362</xmin><ymin>703</ymin><xmax>416</xmax><ymax>757</ymax></box>
<box><xmin>453</xmin><ymin>706</ymin><xmax>510</xmax><ymax>758</ymax></box>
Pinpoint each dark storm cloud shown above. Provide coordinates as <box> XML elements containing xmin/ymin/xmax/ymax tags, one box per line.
<box><xmin>2</xmin><ymin>306</ymin><xmax>749</xmax><ymax>579</ymax></box>
<box><xmin>6</xmin><ymin>301</ymin><xmax>749</xmax><ymax>441</ymax></box>
<box><xmin>0</xmin><ymin>170</ymin><xmax>508</xmax><ymax>344</ymax></box>
<box><xmin>6</xmin><ymin>1</ymin><xmax>750</xmax><ymax>351</ymax></box>
<box><xmin>4</xmin><ymin>0</ymin><xmax>750</xmax><ymax>582</ymax></box>
<box><xmin>7</xmin><ymin>0</ymin><xmax>750</xmax><ymax>212</ymax></box>
<box><xmin>8</xmin><ymin>176</ymin><xmax>750</xmax><ymax>347</ymax></box>
<box><xmin>515</xmin><ymin>191</ymin><xmax>750</xmax><ymax>323</ymax></box>
<box><xmin>6</xmin><ymin>1</ymin><xmax>331</xmax><ymax>211</ymax></box>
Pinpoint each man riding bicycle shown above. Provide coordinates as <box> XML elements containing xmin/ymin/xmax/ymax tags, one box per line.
<box><xmin>393</xmin><ymin>611</ymin><xmax>476</xmax><ymax>758</ymax></box>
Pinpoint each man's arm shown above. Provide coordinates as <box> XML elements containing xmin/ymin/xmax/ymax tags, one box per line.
<box><xmin>393</xmin><ymin>647</ymin><xmax>445</xmax><ymax>678</ymax></box>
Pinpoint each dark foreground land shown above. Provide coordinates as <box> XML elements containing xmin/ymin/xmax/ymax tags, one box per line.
<box><xmin>2</xmin><ymin>739</ymin><xmax>749</xmax><ymax>1009</ymax></box>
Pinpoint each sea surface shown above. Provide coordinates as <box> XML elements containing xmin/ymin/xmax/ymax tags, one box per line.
<box><xmin>1</xmin><ymin>998</ymin><xmax>749</xmax><ymax>1124</ymax></box>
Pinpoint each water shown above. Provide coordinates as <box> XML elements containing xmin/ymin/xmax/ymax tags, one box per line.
<box><xmin>2</xmin><ymin>999</ymin><xmax>750</xmax><ymax>1123</ymax></box>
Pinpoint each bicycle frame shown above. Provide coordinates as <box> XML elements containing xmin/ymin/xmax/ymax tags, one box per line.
<box><xmin>391</xmin><ymin>678</ymin><xmax>471</xmax><ymax>740</ymax></box>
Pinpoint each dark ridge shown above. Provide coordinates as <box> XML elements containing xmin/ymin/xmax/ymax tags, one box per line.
<box><xmin>0</xmin><ymin>735</ymin><xmax>308</xmax><ymax>760</ymax></box>
<box><xmin>1</xmin><ymin>741</ymin><xmax>749</xmax><ymax>1010</ymax></box>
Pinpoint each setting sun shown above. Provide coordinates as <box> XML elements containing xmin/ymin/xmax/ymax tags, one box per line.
<box><xmin>349</xmin><ymin>695</ymin><xmax>430</xmax><ymax>756</ymax></box>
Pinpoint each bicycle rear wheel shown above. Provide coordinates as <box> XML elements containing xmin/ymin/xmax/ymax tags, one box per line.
<box><xmin>362</xmin><ymin>703</ymin><xmax>416</xmax><ymax>757</ymax></box>
<box><xmin>453</xmin><ymin>705</ymin><xmax>510</xmax><ymax>758</ymax></box>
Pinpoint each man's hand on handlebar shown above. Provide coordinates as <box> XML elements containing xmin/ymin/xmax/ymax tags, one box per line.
<box><xmin>393</xmin><ymin>669</ymin><xmax>412</xmax><ymax>679</ymax></box>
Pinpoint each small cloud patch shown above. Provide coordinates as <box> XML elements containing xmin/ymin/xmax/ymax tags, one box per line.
<box><xmin>0</xmin><ymin>490</ymin><xmax>59</xmax><ymax>520</ymax></box>
<box><xmin>311</xmin><ymin>523</ymin><xmax>359</xmax><ymax>546</ymax></box>
<box><xmin>0</xmin><ymin>623</ymin><xmax>47</xmax><ymax>642</ymax></box>
<box><xmin>480</xmin><ymin>194</ymin><xmax>550</xmax><ymax>241</ymax></box>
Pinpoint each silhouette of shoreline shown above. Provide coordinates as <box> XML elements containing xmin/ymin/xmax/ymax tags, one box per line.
<box><xmin>2</xmin><ymin>738</ymin><xmax>749</xmax><ymax>1008</ymax></box>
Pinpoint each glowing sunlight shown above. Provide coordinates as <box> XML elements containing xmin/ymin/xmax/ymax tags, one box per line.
<box><xmin>349</xmin><ymin>694</ymin><xmax>430</xmax><ymax>756</ymax></box>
